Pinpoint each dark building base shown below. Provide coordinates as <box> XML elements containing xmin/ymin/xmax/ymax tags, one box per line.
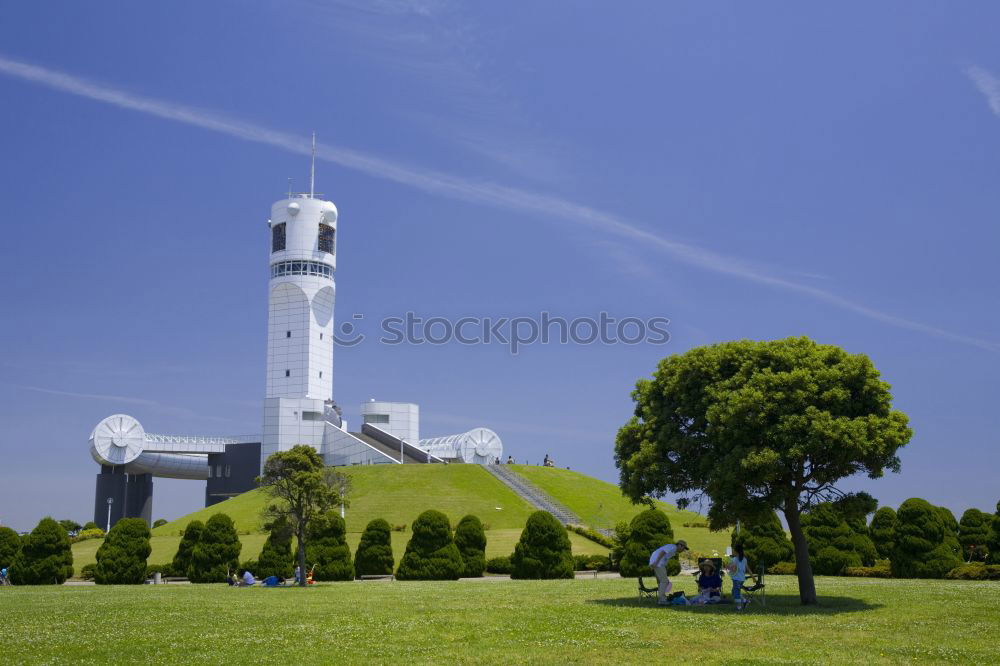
<box><xmin>205</xmin><ymin>442</ymin><xmax>262</xmax><ymax>506</ymax></box>
<box><xmin>93</xmin><ymin>467</ymin><xmax>153</xmax><ymax>530</ymax></box>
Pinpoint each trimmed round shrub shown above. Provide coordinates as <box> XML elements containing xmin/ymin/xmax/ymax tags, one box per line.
<box><xmin>869</xmin><ymin>507</ymin><xmax>897</xmax><ymax>561</ymax></box>
<box><xmin>355</xmin><ymin>519</ymin><xmax>394</xmax><ymax>577</ymax></box>
<box><xmin>990</xmin><ymin>501</ymin><xmax>1000</xmax><ymax>565</ymax></box>
<box><xmin>306</xmin><ymin>512</ymin><xmax>354</xmax><ymax>581</ymax></box>
<box><xmin>396</xmin><ymin>510</ymin><xmax>463</xmax><ymax>581</ymax></box>
<box><xmin>891</xmin><ymin>498</ymin><xmax>961</xmax><ymax>579</ymax></box>
<box><xmin>80</xmin><ymin>563</ymin><xmax>97</xmax><ymax>580</ymax></box>
<box><xmin>12</xmin><ymin>517</ymin><xmax>74</xmax><ymax>585</ymax></box>
<box><xmin>938</xmin><ymin>506</ymin><xmax>962</xmax><ymax>562</ymax></box>
<box><xmin>511</xmin><ymin>510</ymin><xmax>573</xmax><ymax>580</ymax></box>
<box><xmin>768</xmin><ymin>561</ymin><xmax>797</xmax><ymax>575</ymax></box>
<box><xmin>454</xmin><ymin>515</ymin><xmax>486</xmax><ymax>578</ymax></box>
<box><xmin>731</xmin><ymin>510</ymin><xmax>793</xmax><ymax>569</ymax></box>
<box><xmin>188</xmin><ymin>513</ymin><xmax>242</xmax><ymax>583</ymax></box>
<box><xmin>95</xmin><ymin>518</ymin><xmax>152</xmax><ymax>585</ymax></box>
<box><xmin>0</xmin><ymin>526</ymin><xmax>21</xmax><ymax>570</ymax></box>
<box><xmin>946</xmin><ymin>563</ymin><xmax>1000</xmax><ymax>581</ymax></box>
<box><xmin>171</xmin><ymin>520</ymin><xmax>204</xmax><ymax>577</ymax></box>
<box><xmin>257</xmin><ymin>517</ymin><xmax>294</xmax><ymax>579</ymax></box>
<box><xmin>958</xmin><ymin>508</ymin><xmax>990</xmax><ymax>563</ymax></box>
<box><xmin>801</xmin><ymin>503</ymin><xmax>872</xmax><ymax>574</ymax></box>
<box><xmin>618</xmin><ymin>509</ymin><xmax>678</xmax><ymax>578</ymax></box>
<box><xmin>485</xmin><ymin>556</ymin><xmax>512</xmax><ymax>574</ymax></box>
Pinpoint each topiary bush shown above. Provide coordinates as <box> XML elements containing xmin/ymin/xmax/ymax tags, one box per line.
<box><xmin>801</xmin><ymin>503</ymin><xmax>873</xmax><ymax>575</ymax></box>
<box><xmin>454</xmin><ymin>515</ymin><xmax>486</xmax><ymax>578</ymax></box>
<box><xmin>618</xmin><ymin>509</ymin><xmax>678</xmax><ymax>578</ymax></box>
<box><xmin>80</xmin><ymin>563</ymin><xmax>97</xmax><ymax>580</ymax></box>
<box><xmin>171</xmin><ymin>520</ymin><xmax>204</xmax><ymax>578</ymax></box>
<box><xmin>355</xmin><ymin>518</ymin><xmax>394</xmax><ymax>577</ymax></box>
<box><xmin>843</xmin><ymin>564</ymin><xmax>892</xmax><ymax>578</ymax></box>
<box><xmin>485</xmin><ymin>556</ymin><xmax>512</xmax><ymax>574</ymax></box>
<box><xmin>958</xmin><ymin>508</ymin><xmax>990</xmax><ymax>563</ymax></box>
<box><xmin>0</xmin><ymin>526</ymin><xmax>21</xmax><ymax>571</ymax></box>
<box><xmin>306</xmin><ymin>512</ymin><xmax>354</xmax><ymax>581</ymax></box>
<box><xmin>396</xmin><ymin>510</ymin><xmax>463</xmax><ymax>581</ymax></box>
<box><xmin>732</xmin><ymin>510</ymin><xmax>794</xmax><ymax>570</ymax></box>
<box><xmin>511</xmin><ymin>511</ymin><xmax>574</xmax><ymax>580</ymax></box>
<box><xmin>188</xmin><ymin>513</ymin><xmax>241</xmax><ymax>583</ymax></box>
<box><xmin>869</xmin><ymin>506</ymin><xmax>897</xmax><ymax>561</ymax></box>
<box><xmin>95</xmin><ymin>518</ymin><xmax>152</xmax><ymax>585</ymax></box>
<box><xmin>945</xmin><ymin>563</ymin><xmax>1000</xmax><ymax>581</ymax></box>
<box><xmin>891</xmin><ymin>498</ymin><xmax>961</xmax><ymax>579</ymax></box>
<box><xmin>990</xmin><ymin>501</ymin><xmax>1000</xmax><ymax>565</ymax></box>
<box><xmin>768</xmin><ymin>561</ymin><xmax>797</xmax><ymax>575</ymax></box>
<box><xmin>256</xmin><ymin>517</ymin><xmax>294</xmax><ymax>579</ymax></box>
<box><xmin>938</xmin><ymin>506</ymin><xmax>962</xmax><ymax>563</ymax></box>
<box><xmin>12</xmin><ymin>517</ymin><xmax>74</xmax><ymax>585</ymax></box>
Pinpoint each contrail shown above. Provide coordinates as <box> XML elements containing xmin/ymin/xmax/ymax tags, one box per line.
<box><xmin>0</xmin><ymin>54</ymin><xmax>996</xmax><ymax>353</ymax></box>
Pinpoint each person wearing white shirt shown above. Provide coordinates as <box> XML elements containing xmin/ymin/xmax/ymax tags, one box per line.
<box><xmin>728</xmin><ymin>544</ymin><xmax>753</xmax><ymax>609</ymax></box>
<box><xmin>648</xmin><ymin>540</ymin><xmax>688</xmax><ymax>605</ymax></box>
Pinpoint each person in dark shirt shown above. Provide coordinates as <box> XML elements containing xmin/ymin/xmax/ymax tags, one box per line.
<box><xmin>696</xmin><ymin>560</ymin><xmax>723</xmax><ymax>602</ymax></box>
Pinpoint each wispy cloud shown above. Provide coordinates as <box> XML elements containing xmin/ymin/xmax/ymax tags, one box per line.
<box><xmin>11</xmin><ymin>384</ymin><xmax>243</xmax><ymax>425</ymax></box>
<box><xmin>966</xmin><ymin>64</ymin><xmax>1000</xmax><ymax>115</ymax></box>
<box><xmin>0</xmin><ymin>54</ymin><xmax>997</xmax><ymax>353</ymax></box>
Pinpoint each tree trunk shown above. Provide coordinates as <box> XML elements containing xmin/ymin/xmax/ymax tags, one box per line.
<box><xmin>783</xmin><ymin>501</ymin><xmax>817</xmax><ymax>605</ymax></box>
<box><xmin>297</xmin><ymin>526</ymin><xmax>308</xmax><ymax>588</ymax></box>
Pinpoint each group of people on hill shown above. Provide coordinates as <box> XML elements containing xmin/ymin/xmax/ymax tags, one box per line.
<box><xmin>649</xmin><ymin>540</ymin><xmax>753</xmax><ymax>609</ymax></box>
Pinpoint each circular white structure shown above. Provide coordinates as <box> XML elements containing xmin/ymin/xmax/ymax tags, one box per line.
<box><xmin>90</xmin><ymin>414</ymin><xmax>146</xmax><ymax>466</ymax></box>
<box><xmin>419</xmin><ymin>428</ymin><xmax>502</xmax><ymax>465</ymax></box>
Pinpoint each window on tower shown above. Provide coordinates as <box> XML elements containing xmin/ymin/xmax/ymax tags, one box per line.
<box><xmin>318</xmin><ymin>224</ymin><xmax>335</xmax><ymax>254</ymax></box>
<box><xmin>285</xmin><ymin>369</ymin><xmax>290</xmax><ymax>377</ymax></box>
<box><xmin>272</xmin><ymin>223</ymin><xmax>286</xmax><ymax>252</ymax></box>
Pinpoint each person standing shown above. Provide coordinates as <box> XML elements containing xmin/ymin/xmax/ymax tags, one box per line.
<box><xmin>648</xmin><ymin>540</ymin><xmax>687</xmax><ymax>605</ymax></box>
<box><xmin>729</xmin><ymin>544</ymin><xmax>753</xmax><ymax>609</ymax></box>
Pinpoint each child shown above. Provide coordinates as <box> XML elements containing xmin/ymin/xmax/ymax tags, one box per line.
<box><xmin>729</xmin><ymin>544</ymin><xmax>753</xmax><ymax>609</ymax></box>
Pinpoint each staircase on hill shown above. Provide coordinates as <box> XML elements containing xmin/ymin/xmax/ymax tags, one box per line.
<box><xmin>485</xmin><ymin>465</ymin><xmax>581</xmax><ymax>526</ymax></box>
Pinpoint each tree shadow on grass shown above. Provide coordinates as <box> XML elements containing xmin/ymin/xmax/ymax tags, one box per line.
<box><xmin>587</xmin><ymin>594</ymin><xmax>881</xmax><ymax>615</ymax></box>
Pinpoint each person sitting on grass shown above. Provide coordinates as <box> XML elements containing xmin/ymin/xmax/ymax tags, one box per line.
<box><xmin>239</xmin><ymin>570</ymin><xmax>255</xmax><ymax>587</ymax></box>
<box><xmin>692</xmin><ymin>560</ymin><xmax>723</xmax><ymax>604</ymax></box>
<box><xmin>648</xmin><ymin>539</ymin><xmax>688</xmax><ymax>605</ymax></box>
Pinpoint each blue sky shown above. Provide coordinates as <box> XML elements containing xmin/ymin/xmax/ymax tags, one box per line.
<box><xmin>1</xmin><ymin>1</ymin><xmax>998</xmax><ymax>530</ymax></box>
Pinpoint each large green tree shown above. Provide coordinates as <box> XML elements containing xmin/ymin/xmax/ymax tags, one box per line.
<box><xmin>731</xmin><ymin>510</ymin><xmax>793</xmax><ymax>569</ymax></box>
<box><xmin>0</xmin><ymin>527</ymin><xmax>21</xmax><ymax>571</ymax></box>
<box><xmin>171</xmin><ymin>520</ymin><xmax>204</xmax><ymax>577</ymax></box>
<box><xmin>510</xmin><ymin>511</ymin><xmax>574</xmax><ymax>580</ymax></box>
<box><xmin>618</xmin><ymin>508</ymin><xmax>679</xmax><ymax>578</ymax></box>
<box><xmin>615</xmin><ymin>337</ymin><xmax>912</xmax><ymax>604</ymax></box>
<box><xmin>12</xmin><ymin>517</ymin><xmax>74</xmax><ymax>585</ymax></box>
<box><xmin>958</xmin><ymin>509</ymin><xmax>990</xmax><ymax>563</ymax></box>
<box><xmin>355</xmin><ymin>519</ymin><xmax>395</xmax><ymax>576</ymax></box>
<box><xmin>257</xmin><ymin>445</ymin><xmax>345</xmax><ymax>587</ymax></box>
<box><xmin>95</xmin><ymin>518</ymin><xmax>152</xmax><ymax>584</ymax></box>
<box><xmin>891</xmin><ymin>498</ymin><xmax>961</xmax><ymax>578</ymax></box>
<box><xmin>869</xmin><ymin>506</ymin><xmax>897</xmax><ymax>561</ymax></box>
<box><xmin>306</xmin><ymin>512</ymin><xmax>354</xmax><ymax>581</ymax></box>
<box><xmin>256</xmin><ymin>517</ymin><xmax>294</xmax><ymax>579</ymax></box>
<box><xmin>396</xmin><ymin>510</ymin><xmax>463</xmax><ymax>581</ymax></box>
<box><xmin>454</xmin><ymin>515</ymin><xmax>487</xmax><ymax>578</ymax></box>
<box><xmin>188</xmin><ymin>513</ymin><xmax>242</xmax><ymax>583</ymax></box>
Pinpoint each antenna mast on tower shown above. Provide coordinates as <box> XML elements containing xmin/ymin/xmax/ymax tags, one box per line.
<box><xmin>310</xmin><ymin>132</ymin><xmax>316</xmax><ymax>199</ymax></box>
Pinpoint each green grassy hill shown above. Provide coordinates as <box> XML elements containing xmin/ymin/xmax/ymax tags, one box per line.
<box><xmin>510</xmin><ymin>465</ymin><xmax>732</xmax><ymax>554</ymax></box>
<box><xmin>73</xmin><ymin>464</ymin><xmax>729</xmax><ymax>568</ymax></box>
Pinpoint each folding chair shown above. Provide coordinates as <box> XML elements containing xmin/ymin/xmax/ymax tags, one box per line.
<box><xmin>739</xmin><ymin>566</ymin><xmax>766</xmax><ymax>608</ymax></box>
<box><xmin>638</xmin><ymin>576</ymin><xmax>659</xmax><ymax>602</ymax></box>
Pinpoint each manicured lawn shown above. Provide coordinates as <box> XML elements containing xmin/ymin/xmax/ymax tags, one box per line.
<box><xmin>509</xmin><ymin>465</ymin><xmax>732</xmax><ymax>553</ymax></box>
<box><xmin>3</xmin><ymin>576</ymin><xmax>997</xmax><ymax>663</ymax></box>
<box><xmin>71</xmin><ymin>529</ymin><xmax>607</xmax><ymax>570</ymax></box>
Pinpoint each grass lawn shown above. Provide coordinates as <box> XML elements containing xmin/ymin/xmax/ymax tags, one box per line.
<box><xmin>70</xmin><ymin>529</ymin><xmax>608</xmax><ymax>570</ymax></box>
<box><xmin>509</xmin><ymin>465</ymin><xmax>732</xmax><ymax>554</ymax></box>
<box><xmin>3</xmin><ymin>576</ymin><xmax>997</xmax><ymax>663</ymax></box>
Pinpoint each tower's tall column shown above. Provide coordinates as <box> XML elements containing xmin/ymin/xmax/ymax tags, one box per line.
<box><xmin>261</xmin><ymin>195</ymin><xmax>338</xmax><ymax>469</ymax></box>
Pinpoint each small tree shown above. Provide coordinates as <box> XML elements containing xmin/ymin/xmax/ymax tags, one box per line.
<box><xmin>306</xmin><ymin>512</ymin><xmax>354</xmax><ymax>581</ymax></box>
<box><xmin>615</xmin><ymin>337</ymin><xmax>912</xmax><ymax>604</ymax></box>
<box><xmin>454</xmin><ymin>515</ymin><xmax>487</xmax><ymax>577</ymax></box>
<box><xmin>869</xmin><ymin>507</ymin><xmax>897</xmax><ymax>561</ymax></box>
<box><xmin>731</xmin><ymin>510</ymin><xmax>793</xmax><ymax>569</ymax></box>
<box><xmin>95</xmin><ymin>518</ymin><xmax>152</xmax><ymax>584</ymax></box>
<box><xmin>511</xmin><ymin>510</ymin><xmax>574</xmax><ymax>580</ymax></box>
<box><xmin>396</xmin><ymin>510</ymin><xmax>463</xmax><ymax>581</ymax></box>
<box><xmin>355</xmin><ymin>519</ymin><xmax>394</xmax><ymax>577</ymax></box>
<box><xmin>618</xmin><ymin>509</ymin><xmax>679</xmax><ymax>578</ymax></box>
<box><xmin>0</xmin><ymin>526</ymin><xmax>21</xmax><ymax>570</ymax></box>
<box><xmin>989</xmin><ymin>501</ymin><xmax>1000</xmax><ymax>565</ymax></box>
<box><xmin>82</xmin><ymin>521</ymin><xmax>99</xmax><ymax>532</ymax></box>
<box><xmin>891</xmin><ymin>498</ymin><xmax>961</xmax><ymax>578</ymax></box>
<box><xmin>609</xmin><ymin>520</ymin><xmax>630</xmax><ymax>571</ymax></box>
<box><xmin>58</xmin><ymin>520</ymin><xmax>82</xmax><ymax>537</ymax></box>
<box><xmin>958</xmin><ymin>509</ymin><xmax>990</xmax><ymax>563</ymax></box>
<box><xmin>257</xmin><ymin>446</ymin><xmax>343</xmax><ymax>587</ymax></box>
<box><xmin>188</xmin><ymin>513</ymin><xmax>242</xmax><ymax>583</ymax></box>
<box><xmin>12</xmin><ymin>517</ymin><xmax>74</xmax><ymax>585</ymax></box>
<box><xmin>171</xmin><ymin>520</ymin><xmax>204</xmax><ymax>576</ymax></box>
<box><xmin>257</xmin><ymin>517</ymin><xmax>294</xmax><ymax>579</ymax></box>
